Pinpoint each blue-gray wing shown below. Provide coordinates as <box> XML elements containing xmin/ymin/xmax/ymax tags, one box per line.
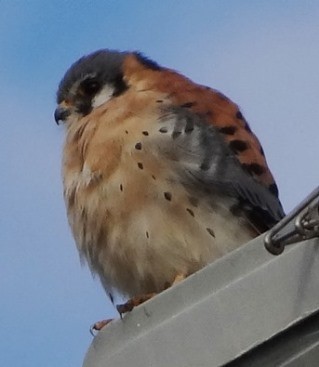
<box><xmin>156</xmin><ymin>106</ymin><xmax>285</xmax><ymax>232</ymax></box>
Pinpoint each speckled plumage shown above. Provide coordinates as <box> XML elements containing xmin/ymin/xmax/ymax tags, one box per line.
<box><xmin>55</xmin><ymin>49</ymin><xmax>284</xmax><ymax>300</ymax></box>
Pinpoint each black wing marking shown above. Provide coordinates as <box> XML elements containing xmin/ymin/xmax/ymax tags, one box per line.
<box><xmin>156</xmin><ymin>106</ymin><xmax>285</xmax><ymax>230</ymax></box>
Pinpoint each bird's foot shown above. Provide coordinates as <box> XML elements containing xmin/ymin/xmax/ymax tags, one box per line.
<box><xmin>90</xmin><ymin>319</ymin><xmax>113</xmax><ymax>336</ymax></box>
<box><xmin>115</xmin><ymin>273</ymin><xmax>187</xmax><ymax>316</ymax></box>
<box><xmin>116</xmin><ymin>293</ymin><xmax>157</xmax><ymax>315</ymax></box>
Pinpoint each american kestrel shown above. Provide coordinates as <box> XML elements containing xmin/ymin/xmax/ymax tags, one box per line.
<box><xmin>55</xmin><ymin>49</ymin><xmax>284</xmax><ymax>321</ymax></box>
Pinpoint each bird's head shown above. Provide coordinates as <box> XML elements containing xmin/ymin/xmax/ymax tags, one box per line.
<box><xmin>54</xmin><ymin>49</ymin><xmax>162</xmax><ymax>125</ymax></box>
<box><xmin>54</xmin><ymin>49</ymin><xmax>129</xmax><ymax>124</ymax></box>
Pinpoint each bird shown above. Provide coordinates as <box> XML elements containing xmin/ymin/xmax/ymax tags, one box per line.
<box><xmin>55</xmin><ymin>49</ymin><xmax>284</xmax><ymax>327</ymax></box>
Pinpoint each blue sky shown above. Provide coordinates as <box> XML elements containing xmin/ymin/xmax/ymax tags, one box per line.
<box><xmin>1</xmin><ymin>1</ymin><xmax>319</xmax><ymax>366</ymax></box>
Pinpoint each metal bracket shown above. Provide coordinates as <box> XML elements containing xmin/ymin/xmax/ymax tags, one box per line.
<box><xmin>265</xmin><ymin>187</ymin><xmax>319</xmax><ymax>255</ymax></box>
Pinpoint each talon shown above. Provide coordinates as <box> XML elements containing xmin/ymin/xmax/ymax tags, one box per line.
<box><xmin>117</xmin><ymin>302</ymin><xmax>133</xmax><ymax>315</ymax></box>
<box><xmin>90</xmin><ymin>319</ymin><xmax>113</xmax><ymax>336</ymax></box>
<box><xmin>115</xmin><ymin>276</ymin><xmax>187</xmax><ymax>316</ymax></box>
<box><xmin>116</xmin><ymin>293</ymin><xmax>157</xmax><ymax>315</ymax></box>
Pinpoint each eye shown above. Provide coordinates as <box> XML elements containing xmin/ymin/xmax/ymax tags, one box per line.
<box><xmin>81</xmin><ymin>78</ymin><xmax>101</xmax><ymax>96</ymax></box>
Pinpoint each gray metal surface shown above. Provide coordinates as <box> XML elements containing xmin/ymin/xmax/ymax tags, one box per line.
<box><xmin>83</xmin><ymin>236</ymin><xmax>319</xmax><ymax>367</ymax></box>
<box><xmin>226</xmin><ymin>308</ymin><xmax>319</xmax><ymax>366</ymax></box>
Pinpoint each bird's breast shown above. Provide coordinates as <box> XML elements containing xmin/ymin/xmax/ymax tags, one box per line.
<box><xmin>61</xmin><ymin>98</ymin><xmax>254</xmax><ymax>297</ymax></box>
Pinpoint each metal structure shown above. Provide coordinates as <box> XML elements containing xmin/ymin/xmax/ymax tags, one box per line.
<box><xmin>83</xmin><ymin>188</ymin><xmax>319</xmax><ymax>367</ymax></box>
<box><xmin>265</xmin><ymin>187</ymin><xmax>319</xmax><ymax>254</ymax></box>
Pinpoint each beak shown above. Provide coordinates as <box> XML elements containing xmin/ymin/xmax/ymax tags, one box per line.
<box><xmin>54</xmin><ymin>106</ymin><xmax>71</xmax><ymax>125</ymax></box>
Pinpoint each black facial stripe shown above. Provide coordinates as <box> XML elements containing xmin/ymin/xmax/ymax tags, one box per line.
<box><xmin>75</xmin><ymin>100</ymin><xmax>92</xmax><ymax>116</ymax></box>
<box><xmin>75</xmin><ymin>74</ymin><xmax>128</xmax><ymax>117</ymax></box>
<box><xmin>112</xmin><ymin>74</ymin><xmax>128</xmax><ymax>97</ymax></box>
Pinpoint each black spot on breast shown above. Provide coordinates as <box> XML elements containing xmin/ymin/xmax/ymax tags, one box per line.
<box><xmin>135</xmin><ymin>142</ymin><xmax>142</xmax><ymax>150</ymax></box>
<box><xmin>159</xmin><ymin>127</ymin><xmax>168</xmax><ymax>133</ymax></box>
<box><xmin>164</xmin><ymin>192</ymin><xmax>172</xmax><ymax>201</ymax></box>
<box><xmin>206</xmin><ymin>228</ymin><xmax>215</xmax><ymax>238</ymax></box>
<box><xmin>229</xmin><ymin>140</ymin><xmax>249</xmax><ymax>153</ymax></box>
<box><xmin>156</xmin><ymin>100</ymin><xmax>163</xmax><ymax>103</ymax></box>
<box><xmin>125</xmin><ymin>130</ymin><xmax>129</xmax><ymax>134</ymax></box>
<box><xmin>146</xmin><ymin>231</ymin><xmax>149</xmax><ymax>239</ymax></box>
<box><xmin>242</xmin><ymin>163</ymin><xmax>265</xmax><ymax>176</ymax></box>
<box><xmin>269</xmin><ymin>183</ymin><xmax>279</xmax><ymax>197</ymax></box>
<box><xmin>219</xmin><ymin>126</ymin><xmax>237</xmax><ymax>135</ymax></box>
<box><xmin>142</xmin><ymin>131</ymin><xmax>149</xmax><ymax>136</ymax></box>
<box><xmin>137</xmin><ymin>162</ymin><xmax>144</xmax><ymax>169</ymax></box>
<box><xmin>236</xmin><ymin>111</ymin><xmax>244</xmax><ymax>120</ymax></box>
<box><xmin>186</xmin><ymin>208</ymin><xmax>195</xmax><ymax>217</ymax></box>
<box><xmin>151</xmin><ymin>175</ymin><xmax>156</xmax><ymax>180</ymax></box>
<box><xmin>120</xmin><ymin>184</ymin><xmax>123</xmax><ymax>191</ymax></box>
<box><xmin>180</xmin><ymin>102</ymin><xmax>196</xmax><ymax>108</ymax></box>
